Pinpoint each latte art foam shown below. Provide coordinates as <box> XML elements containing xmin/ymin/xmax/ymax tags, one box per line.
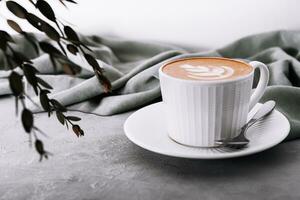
<box><xmin>162</xmin><ymin>57</ymin><xmax>253</xmax><ymax>81</ymax></box>
<box><xmin>180</xmin><ymin>64</ymin><xmax>234</xmax><ymax>80</ymax></box>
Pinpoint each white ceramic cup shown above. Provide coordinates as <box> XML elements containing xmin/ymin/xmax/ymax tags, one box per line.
<box><xmin>159</xmin><ymin>57</ymin><xmax>269</xmax><ymax>147</ymax></box>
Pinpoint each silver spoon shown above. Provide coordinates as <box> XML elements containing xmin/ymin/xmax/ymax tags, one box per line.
<box><xmin>215</xmin><ymin>100</ymin><xmax>276</xmax><ymax>149</ymax></box>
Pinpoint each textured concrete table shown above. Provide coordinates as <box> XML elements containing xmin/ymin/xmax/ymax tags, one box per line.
<box><xmin>0</xmin><ymin>96</ymin><xmax>300</xmax><ymax>200</ymax></box>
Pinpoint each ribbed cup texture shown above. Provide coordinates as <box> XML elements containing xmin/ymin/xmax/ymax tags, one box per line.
<box><xmin>160</xmin><ymin>75</ymin><xmax>253</xmax><ymax>147</ymax></box>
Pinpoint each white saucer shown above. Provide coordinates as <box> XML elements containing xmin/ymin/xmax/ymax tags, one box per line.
<box><xmin>124</xmin><ymin>102</ymin><xmax>290</xmax><ymax>159</ymax></box>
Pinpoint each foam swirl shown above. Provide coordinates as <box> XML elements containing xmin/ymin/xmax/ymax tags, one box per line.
<box><xmin>180</xmin><ymin>64</ymin><xmax>234</xmax><ymax>80</ymax></box>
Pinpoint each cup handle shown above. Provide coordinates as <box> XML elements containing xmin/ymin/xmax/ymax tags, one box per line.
<box><xmin>248</xmin><ymin>61</ymin><xmax>269</xmax><ymax>110</ymax></box>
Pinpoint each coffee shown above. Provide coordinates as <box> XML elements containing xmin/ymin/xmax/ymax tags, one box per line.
<box><xmin>162</xmin><ymin>57</ymin><xmax>253</xmax><ymax>81</ymax></box>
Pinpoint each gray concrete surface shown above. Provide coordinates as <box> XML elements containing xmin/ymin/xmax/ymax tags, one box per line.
<box><xmin>0</xmin><ymin>96</ymin><xmax>300</xmax><ymax>200</ymax></box>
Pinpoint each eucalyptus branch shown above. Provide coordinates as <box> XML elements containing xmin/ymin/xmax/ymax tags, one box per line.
<box><xmin>0</xmin><ymin>0</ymin><xmax>111</xmax><ymax>160</ymax></box>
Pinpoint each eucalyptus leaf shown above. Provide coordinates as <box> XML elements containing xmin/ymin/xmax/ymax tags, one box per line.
<box><xmin>39</xmin><ymin>41</ymin><xmax>63</xmax><ymax>57</ymax></box>
<box><xmin>35</xmin><ymin>139</ymin><xmax>48</xmax><ymax>161</ymax></box>
<box><xmin>24</xmin><ymin>75</ymin><xmax>38</xmax><ymax>95</ymax></box>
<box><xmin>72</xmin><ymin>124</ymin><xmax>84</xmax><ymax>137</ymax></box>
<box><xmin>50</xmin><ymin>99</ymin><xmax>67</xmax><ymax>112</ymax></box>
<box><xmin>64</xmin><ymin>26</ymin><xmax>80</xmax><ymax>44</ymax></box>
<box><xmin>35</xmin><ymin>139</ymin><xmax>44</xmax><ymax>155</ymax></box>
<box><xmin>39</xmin><ymin>90</ymin><xmax>50</xmax><ymax>111</ymax></box>
<box><xmin>56</xmin><ymin>111</ymin><xmax>65</xmax><ymax>125</ymax></box>
<box><xmin>23</xmin><ymin>64</ymin><xmax>38</xmax><ymax>87</ymax></box>
<box><xmin>95</xmin><ymin>71</ymin><xmax>112</xmax><ymax>93</ymax></box>
<box><xmin>9</xmin><ymin>71</ymin><xmax>23</xmax><ymax>96</ymax></box>
<box><xmin>36</xmin><ymin>0</ymin><xmax>56</xmax><ymax>22</ymax></box>
<box><xmin>0</xmin><ymin>30</ymin><xmax>14</xmax><ymax>43</ymax></box>
<box><xmin>7</xmin><ymin>19</ymin><xmax>22</xmax><ymax>33</ymax></box>
<box><xmin>6</xmin><ymin>1</ymin><xmax>27</xmax><ymax>19</ymax></box>
<box><xmin>22</xmin><ymin>108</ymin><xmax>33</xmax><ymax>133</ymax></box>
<box><xmin>66</xmin><ymin>116</ymin><xmax>81</xmax><ymax>121</ymax></box>
<box><xmin>66</xmin><ymin>44</ymin><xmax>78</xmax><ymax>55</ymax></box>
<box><xmin>84</xmin><ymin>53</ymin><xmax>101</xmax><ymax>70</ymax></box>
<box><xmin>41</xmin><ymin>23</ymin><xmax>60</xmax><ymax>42</ymax></box>
<box><xmin>26</xmin><ymin>13</ymin><xmax>45</xmax><ymax>31</ymax></box>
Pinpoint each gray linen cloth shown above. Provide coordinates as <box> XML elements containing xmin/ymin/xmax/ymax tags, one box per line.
<box><xmin>1</xmin><ymin>30</ymin><xmax>300</xmax><ymax>140</ymax></box>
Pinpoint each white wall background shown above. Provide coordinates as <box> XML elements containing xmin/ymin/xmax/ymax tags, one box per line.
<box><xmin>0</xmin><ymin>0</ymin><xmax>299</xmax><ymax>49</ymax></box>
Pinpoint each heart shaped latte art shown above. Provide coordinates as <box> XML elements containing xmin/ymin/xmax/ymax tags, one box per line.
<box><xmin>180</xmin><ymin>64</ymin><xmax>234</xmax><ymax>80</ymax></box>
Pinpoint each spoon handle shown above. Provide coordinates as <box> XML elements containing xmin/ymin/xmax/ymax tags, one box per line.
<box><xmin>248</xmin><ymin>100</ymin><xmax>276</xmax><ymax>126</ymax></box>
